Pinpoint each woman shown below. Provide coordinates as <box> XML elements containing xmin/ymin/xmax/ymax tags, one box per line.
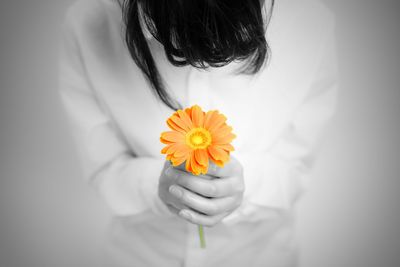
<box><xmin>59</xmin><ymin>0</ymin><xmax>338</xmax><ymax>266</ymax></box>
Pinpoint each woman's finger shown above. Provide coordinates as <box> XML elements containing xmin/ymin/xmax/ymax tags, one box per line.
<box><xmin>166</xmin><ymin>204</ymin><xmax>179</xmax><ymax>215</ymax></box>
<box><xmin>169</xmin><ymin>184</ymin><xmax>241</xmax><ymax>215</ymax></box>
<box><xmin>178</xmin><ymin>209</ymin><xmax>229</xmax><ymax>227</ymax></box>
<box><xmin>176</xmin><ymin>173</ymin><xmax>244</xmax><ymax>198</ymax></box>
<box><xmin>175</xmin><ymin>174</ymin><xmax>217</xmax><ymax>197</ymax></box>
<box><xmin>206</xmin><ymin>158</ymin><xmax>243</xmax><ymax>178</ymax></box>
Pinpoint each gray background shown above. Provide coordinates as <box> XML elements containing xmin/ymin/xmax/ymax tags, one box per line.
<box><xmin>0</xmin><ymin>0</ymin><xmax>399</xmax><ymax>266</ymax></box>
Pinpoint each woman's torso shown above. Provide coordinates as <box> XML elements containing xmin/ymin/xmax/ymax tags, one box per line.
<box><xmin>66</xmin><ymin>0</ymin><xmax>334</xmax><ymax>266</ymax></box>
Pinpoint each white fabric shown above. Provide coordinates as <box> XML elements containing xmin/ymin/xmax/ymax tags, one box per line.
<box><xmin>58</xmin><ymin>0</ymin><xmax>338</xmax><ymax>266</ymax></box>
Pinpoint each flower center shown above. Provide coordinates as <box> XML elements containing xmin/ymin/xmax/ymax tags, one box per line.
<box><xmin>185</xmin><ymin>127</ymin><xmax>212</xmax><ymax>149</ymax></box>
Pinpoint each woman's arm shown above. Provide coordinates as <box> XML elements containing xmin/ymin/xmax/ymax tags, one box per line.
<box><xmin>58</xmin><ymin>8</ymin><xmax>170</xmax><ymax>217</ymax></box>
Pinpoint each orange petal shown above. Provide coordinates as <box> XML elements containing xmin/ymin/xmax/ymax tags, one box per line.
<box><xmin>190</xmin><ymin>152</ymin><xmax>202</xmax><ymax>175</ymax></box>
<box><xmin>164</xmin><ymin>144</ymin><xmax>191</xmax><ymax>164</ymax></box>
<box><xmin>177</xmin><ymin>110</ymin><xmax>193</xmax><ymax>130</ymax></box>
<box><xmin>212</xmin><ymin>125</ymin><xmax>232</xmax><ymax>137</ymax></box>
<box><xmin>205</xmin><ymin>146</ymin><xmax>223</xmax><ymax>167</ymax></box>
<box><xmin>208</xmin><ymin>113</ymin><xmax>227</xmax><ymax>133</ymax></box>
<box><xmin>161</xmin><ymin>144</ymin><xmax>173</xmax><ymax>154</ymax></box>
<box><xmin>185</xmin><ymin>151</ymin><xmax>194</xmax><ymax>174</ymax></box>
<box><xmin>212</xmin><ymin>132</ymin><xmax>236</xmax><ymax>145</ymax></box>
<box><xmin>194</xmin><ymin>149</ymin><xmax>208</xmax><ymax>167</ymax></box>
<box><xmin>173</xmin><ymin>144</ymin><xmax>191</xmax><ymax>158</ymax></box>
<box><xmin>165</xmin><ymin>143</ymin><xmax>184</xmax><ymax>155</ymax></box>
<box><xmin>191</xmin><ymin>105</ymin><xmax>204</xmax><ymax>128</ymax></box>
<box><xmin>160</xmin><ymin>137</ymin><xmax>174</xmax><ymax>145</ymax></box>
<box><xmin>197</xmin><ymin>165</ymin><xmax>208</xmax><ymax>175</ymax></box>
<box><xmin>203</xmin><ymin>110</ymin><xmax>217</xmax><ymax>130</ymax></box>
<box><xmin>167</xmin><ymin>118</ymin><xmax>187</xmax><ymax>134</ymax></box>
<box><xmin>170</xmin><ymin>115</ymin><xmax>190</xmax><ymax>132</ymax></box>
<box><xmin>185</xmin><ymin>107</ymin><xmax>192</xmax><ymax>119</ymax></box>
<box><xmin>207</xmin><ymin>153</ymin><xmax>225</xmax><ymax>168</ymax></box>
<box><xmin>216</xmin><ymin>143</ymin><xmax>235</xmax><ymax>152</ymax></box>
<box><xmin>199</xmin><ymin>162</ymin><xmax>208</xmax><ymax>175</ymax></box>
<box><xmin>208</xmin><ymin>146</ymin><xmax>229</xmax><ymax>162</ymax></box>
<box><xmin>160</xmin><ymin>131</ymin><xmax>185</xmax><ymax>143</ymax></box>
<box><xmin>171</xmin><ymin>155</ymin><xmax>188</xmax><ymax>167</ymax></box>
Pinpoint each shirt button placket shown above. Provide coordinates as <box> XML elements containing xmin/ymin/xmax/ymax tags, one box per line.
<box><xmin>183</xmin><ymin>223</ymin><xmax>207</xmax><ymax>267</ymax></box>
<box><xmin>183</xmin><ymin>68</ymin><xmax>210</xmax><ymax>267</ymax></box>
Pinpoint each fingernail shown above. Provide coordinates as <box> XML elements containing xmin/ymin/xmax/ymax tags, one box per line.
<box><xmin>179</xmin><ymin>210</ymin><xmax>191</xmax><ymax>220</ymax></box>
<box><xmin>169</xmin><ymin>185</ymin><xmax>183</xmax><ymax>198</ymax></box>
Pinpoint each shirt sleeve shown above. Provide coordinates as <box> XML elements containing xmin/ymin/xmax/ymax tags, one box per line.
<box><xmin>223</xmin><ymin>19</ymin><xmax>339</xmax><ymax>224</ymax></box>
<box><xmin>58</xmin><ymin>9</ymin><xmax>171</xmax><ymax>217</ymax></box>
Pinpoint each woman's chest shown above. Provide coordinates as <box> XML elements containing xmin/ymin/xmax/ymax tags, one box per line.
<box><xmin>94</xmin><ymin>63</ymin><xmax>295</xmax><ymax>158</ymax></box>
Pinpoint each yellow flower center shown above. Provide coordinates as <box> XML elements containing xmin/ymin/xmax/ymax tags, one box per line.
<box><xmin>185</xmin><ymin>127</ymin><xmax>212</xmax><ymax>149</ymax></box>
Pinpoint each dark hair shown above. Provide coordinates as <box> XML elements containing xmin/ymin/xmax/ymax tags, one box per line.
<box><xmin>121</xmin><ymin>0</ymin><xmax>274</xmax><ymax>111</ymax></box>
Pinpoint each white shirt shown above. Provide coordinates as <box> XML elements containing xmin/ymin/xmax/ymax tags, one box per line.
<box><xmin>59</xmin><ymin>0</ymin><xmax>337</xmax><ymax>266</ymax></box>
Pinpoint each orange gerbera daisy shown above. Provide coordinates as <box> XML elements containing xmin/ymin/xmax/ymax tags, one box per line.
<box><xmin>160</xmin><ymin>105</ymin><xmax>236</xmax><ymax>175</ymax></box>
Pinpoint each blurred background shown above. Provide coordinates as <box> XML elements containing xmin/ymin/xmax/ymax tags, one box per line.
<box><xmin>0</xmin><ymin>0</ymin><xmax>399</xmax><ymax>266</ymax></box>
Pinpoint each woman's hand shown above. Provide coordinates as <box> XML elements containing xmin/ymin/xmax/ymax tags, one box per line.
<box><xmin>158</xmin><ymin>156</ymin><xmax>245</xmax><ymax>227</ymax></box>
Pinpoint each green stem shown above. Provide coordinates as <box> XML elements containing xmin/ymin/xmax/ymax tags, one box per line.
<box><xmin>198</xmin><ymin>225</ymin><xmax>206</xmax><ymax>248</ymax></box>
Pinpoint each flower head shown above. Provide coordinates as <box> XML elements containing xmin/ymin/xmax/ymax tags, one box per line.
<box><xmin>160</xmin><ymin>105</ymin><xmax>236</xmax><ymax>175</ymax></box>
